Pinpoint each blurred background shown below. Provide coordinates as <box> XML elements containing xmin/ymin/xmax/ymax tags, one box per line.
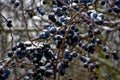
<box><xmin>0</xmin><ymin>0</ymin><xmax>120</xmax><ymax>80</ymax></box>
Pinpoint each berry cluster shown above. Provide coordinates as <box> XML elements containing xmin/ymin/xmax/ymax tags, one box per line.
<box><xmin>82</xmin><ymin>10</ymin><xmax>104</xmax><ymax>25</ymax></box>
<box><xmin>0</xmin><ymin>69</ymin><xmax>10</xmax><ymax>80</ymax></box>
<box><xmin>10</xmin><ymin>0</ymin><xmax>20</xmax><ymax>8</ymax></box>
<box><xmin>80</xmin><ymin>56</ymin><xmax>99</xmax><ymax>70</ymax></box>
<box><xmin>39</xmin><ymin>25</ymin><xmax>57</xmax><ymax>39</ymax></box>
<box><xmin>3</xmin><ymin>42</ymin><xmax>56</xmax><ymax>79</ymax></box>
<box><xmin>100</xmin><ymin>0</ymin><xmax>120</xmax><ymax>14</ymax></box>
<box><xmin>0</xmin><ymin>41</ymin><xmax>78</xmax><ymax>79</ymax></box>
<box><xmin>7</xmin><ymin>20</ymin><xmax>12</xmax><ymax>28</ymax></box>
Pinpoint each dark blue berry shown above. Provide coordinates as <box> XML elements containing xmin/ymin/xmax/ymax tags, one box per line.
<box><xmin>73</xmin><ymin>0</ymin><xmax>79</xmax><ymax>3</ymax></box>
<box><xmin>14</xmin><ymin>2</ymin><xmax>20</xmax><ymax>8</ymax></box>
<box><xmin>87</xmin><ymin>43</ymin><xmax>95</xmax><ymax>53</ymax></box>
<box><xmin>72</xmin><ymin>52</ymin><xmax>78</xmax><ymax>57</ymax></box>
<box><xmin>95</xmin><ymin>20</ymin><xmax>104</xmax><ymax>25</ymax></box>
<box><xmin>7</xmin><ymin>20</ymin><xmax>12</xmax><ymax>27</ymax></box>
<box><xmin>74</xmin><ymin>27</ymin><xmax>79</xmax><ymax>32</ymax></box>
<box><xmin>64</xmin><ymin>0</ymin><xmax>69</xmax><ymax>4</ymax></box>
<box><xmin>64</xmin><ymin>51</ymin><xmax>70</xmax><ymax>59</ymax></box>
<box><xmin>99</xmin><ymin>14</ymin><xmax>104</xmax><ymax>20</ymax></box>
<box><xmin>89</xmin><ymin>25</ymin><xmax>94</xmax><ymax>29</ymax></box>
<box><xmin>112</xmin><ymin>51</ymin><xmax>119</xmax><ymax>60</ymax></box>
<box><xmin>107</xmin><ymin>8</ymin><xmax>112</xmax><ymax>13</ymax></box>
<box><xmin>93</xmin><ymin>13</ymin><xmax>98</xmax><ymax>18</ymax></box>
<box><xmin>37</xmin><ymin>7</ymin><xmax>45</xmax><ymax>15</ymax></box>
<box><xmin>3</xmin><ymin>69</ymin><xmax>10</xmax><ymax>76</ymax></box>
<box><xmin>62</xmin><ymin>6</ymin><xmax>68</xmax><ymax>11</ymax></box>
<box><xmin>43</xmin><ymin>0</ymin><xmax>46</xmax><ymax>4</ymax></box>
<box><xmin>88</xmin><ymin>30</ymin><xmax>93</xmax><ymax>38</ymax></box>
<box><xmin>0</xmin><ymin>69</ymin><xmax>4</xmax><ymax>75</ymax></box>
<box><xmin>50</xmin><ymin>27</ymin><xmax>57</xmax><ymax>34</ymax></box>
<box><xmin>45</xmin><ymin>30</ymin><xmax>50</xmax><ymax>36</ymax></box>
<box><xmin>60</xmin><ymin>17</ymin><xmax>66</xmax><ymax>22</ymax></box>
<box><xmin>55</xmin><ymin>21</ymin><xmax>62</xmax><ymax>26</ymax></box>
<box><xmin>95</xmin><ymin>38</ymin><xmax>102</xmax><ymax>44</ymax></box>
<box><xmin>67</xmin><ymin>55</ymin><xmax>73</xmax><ymax>61</ymax></box>
<box><xmin>18</xmin><ymin>42</ymin><xmax>24</xmax><ymax>48</ymax></box>
<box><xmin>102</xmin><ymin>47</ymin><xmax>107</xmax><ymax>52</ymax></box>
<box><xmin>89</xmin><ymin>63</ymin><xmax>95</xmax><ymax>70</ymax></box>
<box><xmin>44</xmin><ymin>70</ymin><xmax>53</xmax><ymax>77</ymax></box>
<box><xmin>73</xmin><ymin>5</ymin><xmax>79</xmax><ymax>11</ymax></box>
<box><xmin>94</xmin><ymin>29</ymin><xmax>101</xmax><ymax>34</ymax></box>
<box><xmin>113</xmin><ymin>7</ymin><xmax>120</xmax><ymax>14</ymax></box>
<box><xmin>10</xmin><ymin>0</ymin><xmax>15</xmax><ymax>3</ymax></box>
<box><xmin>20</xmin><ymin>64</ymin><xmax>25</xmax><ymax>68</ymax></box>
<box><xmin>12</xmin><ymin>47</ymin><xmax>17</xmax><ymax>51</ymax></box>
<box><xmin>80</xmin><ymin>0</ymin><xmax>93</xmax><ymax>3</ymax></box>
<box><xmin>39</xmin><ymin>33</ymin><xmax>48</xmax><ymax>39</ymax></box>
<box><xmin>78</xmin><ymin>41</ymin><xmax>84</xmax><ymax>47</ymax></box>
<box><xmin>48</xmin><ymin>14</ymin><xmax>56</xmax><ymax>22</ymax></box>
<box><xmin>101</xmin><ymin>1</ymin><xmax>105</xmax><ymax>6</ymax></box>
<box><xmin>80</xmin><ymin>56</ymin><xmax>87</xmax><ymax>63</ymax></box>
<box><xmin>105</xmin><ymin>54</ymin><xmax>110</xmax><ymax>59</ymax></box>
<box><xmin>7</xmin><ymin>52</ymin><xmax>13</xmax><ymax>58</ymax></box>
